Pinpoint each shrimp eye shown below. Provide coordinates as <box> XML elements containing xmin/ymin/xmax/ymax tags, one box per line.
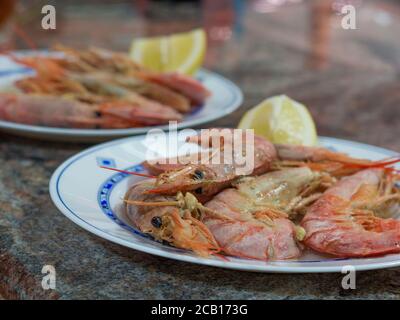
<box><xmin>192</xmin><ymin>169</ymin><xmax>204</xmax><ymax>180</ymax></box>
<box><xmin>195</xmin><ymin>187</ymin><xmax>203</xmax><ymax>194</ymax></box>
<box><xmin>151</xmin><ymin>216</ymin><xmax>163</xmax><ymax>228</ymax></box>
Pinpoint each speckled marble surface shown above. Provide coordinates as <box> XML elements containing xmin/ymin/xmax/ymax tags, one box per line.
<box><xmin>1</xmin><ymin>0</ymin><xmax>400</xmax><ymax>299</ymax></box>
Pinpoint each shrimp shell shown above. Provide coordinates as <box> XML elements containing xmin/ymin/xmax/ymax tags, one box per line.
<box><xmin>302</xmin><ymin>168</ymin><xmax>400</xmax><ymax>257</ymax></box>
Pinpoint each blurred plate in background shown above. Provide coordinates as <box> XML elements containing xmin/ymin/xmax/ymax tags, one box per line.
<box><xmin>0</xmin><ymin>52</ymin><xmax>243</xmax><ymax>142</ymax></box>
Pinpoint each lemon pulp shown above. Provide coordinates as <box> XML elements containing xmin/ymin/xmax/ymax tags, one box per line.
<box><xmin>130</xmin><ymin>28</ymin><xmax>206</xmax><ymax>75</ymax></box>
<box><xmin>238</xmin><ymin>95</ymin><xmax>318</xmax><ymax>146</ymax></box>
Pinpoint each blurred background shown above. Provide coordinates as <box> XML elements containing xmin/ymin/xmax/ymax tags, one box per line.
<box><xmin>0</xmin><ymin>0</ymin><xmax>399</xmax><ymax>147</ymax></box>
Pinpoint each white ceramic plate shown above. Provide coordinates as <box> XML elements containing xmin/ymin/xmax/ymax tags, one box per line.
<box><xmin>0</xmin><ymin>52</ymin><xmax>243</xmax><ymax>142</ymax></box>
<box><xmin>49</xmin><ymin>134</ymin><xmax>400</xmax><ymax>273</ymax></box>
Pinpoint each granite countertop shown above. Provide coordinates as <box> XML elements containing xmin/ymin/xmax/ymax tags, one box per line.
<box><xmin>1</xmin><ymin>0</ymin><xmax>400</xmax><ymax>299</ymax></box>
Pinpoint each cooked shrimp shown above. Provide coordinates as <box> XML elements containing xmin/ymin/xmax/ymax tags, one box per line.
<box><xmin>142</xmin><ymin>130</ymin><xmax>278</xmax><ymax>202</ymax></box>
<box><xmin>15</xmin><ymin>62</ymin><xmax>191</xmax><ymax>113</ymax></box>
<box><xmin>125</xmin><ymin>180</ymin><xmax>220</xmax><ymax>257</ymax></box>
<box><xmin>0</xmin><ymin>93</ymin><xmax>182</xmax><ymax>128</ymax></box>
<box><xmin>124</xmin><ymin>167</ymin><xmax>329</xmax><ymax>260</ymax></box>
<box><xmin>141</xmin><ymin>129</ymin><xmax>398</xmax><ymax>201</ymax></box>
<box><xmin>136</xmin><ymin>71</ymin><xmax>210</xmax><ymax>106</ymax></box>
<box><xmin>202</xmin><ymin>167</ymin><xmax>331</xmax><ymax>260</ymax></box>
<box><xmin>302</xmin><ymin>168</ymin><xmax>400</xmax><ymax>257</ymax></box>
<box><xmin>13</xmin><ymin>46</ymin><xmax>210</xmax><ymax>108</ymax></box>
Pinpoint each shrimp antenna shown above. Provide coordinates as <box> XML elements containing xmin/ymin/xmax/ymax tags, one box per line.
<box><xmin>346</xmin><ymin>155</ymin><xmax>400</xmax><ymax>169</ymax></box>
<box><xmin>124</xmin><ymin>199</ymin><xmax>179</xmax><ymax>207</ymax></box>
<box><xmin>369</xmin><ymin>156</ymin><xmax>400</xmax><ymax>167</ymax></box>
<box><xmin>100</xmin><ymin>166</ymin><xmax>156</xmax><ymax>178</ymax></box>
<box><xmin>144</xmin><ymin>178</ymin><xmax>223</xmax><ymax>194</ymax></box>
<box><xmin>12</xmin><ymin>23</ymin><xmax>37</xmax><ymax>50</ymax></box>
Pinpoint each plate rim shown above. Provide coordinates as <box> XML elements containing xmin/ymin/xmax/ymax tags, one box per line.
<box><xmin>49</xmin><ymin>135</ymin><xmax>400</xmax><ymax>273</ymax></box>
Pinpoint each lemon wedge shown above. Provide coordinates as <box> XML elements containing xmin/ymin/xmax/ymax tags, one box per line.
<box><xmin>238</xmin><ymin>95</ymin><xmax>318</xmax><ymax>146</ymax></box>
<box><xmin>130</xmin><ymin>28</ymin><xmax>206</xmax><ymax>75</ymax></box>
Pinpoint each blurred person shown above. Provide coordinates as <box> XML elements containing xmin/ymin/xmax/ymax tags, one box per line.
<box><xmin>0</xmin><ymin>0</ymin><xmax>16</xmax><ymax>49</ymax></box>
<box><xmin>0</xmin><ymin>0</ymin><xmax>15</xmax><ymax>28</ymax></box>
